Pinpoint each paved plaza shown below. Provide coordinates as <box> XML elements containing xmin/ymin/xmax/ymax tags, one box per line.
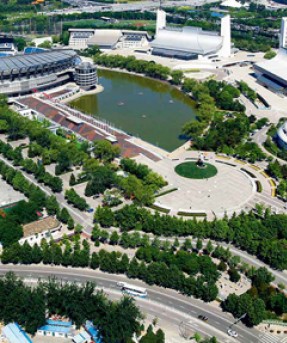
<box><xmin>0</xmin><ymin>178</ymin><xmax>26</xmax><ymax>207</ymax></box>
<box><xmin>135</xmin><ymin>150</ymin><xmax>275</xmax><ymax>219</ymax></box>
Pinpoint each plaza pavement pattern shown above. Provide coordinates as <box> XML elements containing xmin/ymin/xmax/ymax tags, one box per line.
<box><xmin>135</xmin><ymin>151</ymin><xmax>280</xmax><ymax>220</ymax></box>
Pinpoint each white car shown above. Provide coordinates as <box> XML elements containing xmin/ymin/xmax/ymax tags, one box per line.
<box><xmin>227</xmin><ymin>329</ymin><xmax>238</xmax><ymax>338</ymax></box>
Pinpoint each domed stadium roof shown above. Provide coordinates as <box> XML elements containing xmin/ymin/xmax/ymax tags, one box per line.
<box><xmin>151</xmin><ymin>27</ymin><xmax>223</xmax><ymax>56</ymax></box>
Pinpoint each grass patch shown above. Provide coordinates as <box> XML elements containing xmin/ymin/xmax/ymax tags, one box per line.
<box><xmin>155</xmin><ymin>188</ymin><xmax>178</xmax><ymax>198</ymax></box>
<box><xmin>177</xmin><ymin>211</ymin><xmax>207</xmax><ymax>217</ymax></box>
<box><xmin>241</xmin><ymin>168</ymin><xmax>257</xmax><ymax>178</ymax></box>
<box><xmin>149</xmin><ymin>204</ymin><xmax>170</xmax><ymax>214</ymax></box>
<box><xmin>256</xmin><ymin>180</ymin><xmax>262</xmax><ymax>193</ymax></box>
<box><xmin>175</xmin><ymin>162</ymin><xmax>217</xmax><ymax>179</ymax></box>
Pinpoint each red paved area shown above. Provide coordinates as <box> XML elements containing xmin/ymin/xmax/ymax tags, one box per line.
<box><xmin>47</xmin><ymin>89</ymin><xmax>70</xmax><ymax>99</ymax></box>
<box><xmin>19</xmin><ymin>96</ymin><xmax>161</xmax><ymax>161</ymax></box>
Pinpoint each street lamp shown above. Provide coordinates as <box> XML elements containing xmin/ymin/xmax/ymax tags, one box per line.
<box><xmin>229</xmin><ymin>312</ymin><xmax>247</xmax><ymax>329</ymax></box>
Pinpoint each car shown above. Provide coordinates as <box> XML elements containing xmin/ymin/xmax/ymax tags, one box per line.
<box><xmin>87</xmin><ymin>208</ymin><xmax>94</xmax><ymax>213</ymax></box>
<box><xmin>227</xmin><ymin>329</ymin><xmax>238</xmax><ymax>338</ymax></box>
<box><xmin>198</xmin><ymin>315</ymin><xmax>208</xmax><ymax>322</ymax></box>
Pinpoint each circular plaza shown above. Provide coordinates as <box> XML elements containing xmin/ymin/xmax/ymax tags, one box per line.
<box><xmin>134</xmin><ymin>151</ymin><xmax>272</xmax><ymax>219</ymax></box>
<box><xmin>157</xmin><ymin>157</ymin><xmax>255</xmax><ymax>217</ymax></box>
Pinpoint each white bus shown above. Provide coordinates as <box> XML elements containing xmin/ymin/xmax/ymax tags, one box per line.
<box><xmin>116</xmin><ymin>282</ymin><xmax>147</xmax><ymax>298</ymax></box>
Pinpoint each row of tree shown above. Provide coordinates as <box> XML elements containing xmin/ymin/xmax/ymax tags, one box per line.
<box><xmin>92</xmin><ymin>204</ymin><xmax>287</xmax><ymax>270</ymax></box>
<box><xmin>2</xmin><ymin>238</ymin><xmax>219</xmax><ymax>303</ymax></box>
<box><xmin>65</xmin><ymin>188</ymin><xmax>88</xmax><ymax>211</ymax></box>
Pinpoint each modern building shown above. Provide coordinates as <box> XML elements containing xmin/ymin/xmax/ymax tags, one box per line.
<box><xmin>151</xmin><ymin>10</ymin><xmax>231</xmax><ymax>60</ymax></box>
<box><xmin>37</xmin><ymin>319</ymin><xmax>75</xmax><ymax>338</ymax></box>
<box><xmin>74</xmin><ymin>62</ymin><xmax>98</xmax><ymax>90</ymax></box>
<box><xmin>254</xmin><ymin>18</ymin><xmax>287</xmax><ymax>93</ymax></box>
<box><xmin>68</xmin><ymin>28</ymin><xmax>150</xmax><ymax>51</ymax></box>
<box><xmin>0</xmin><ymin>36</ymin><xmax>17</xmax><ymax>57</ymax></box>
<box><xmin>2</xmin><ymin>323</ymin><xmax>32</xmax><ymax>343</ymax></box>
<box><xmin>277</xmin><ymin>121</ymin><xmax>287</xmax><ymax>149</ymax></box>
<box><xmin>221</xmin><ymin>0</ymin><xmax>242</xmax><ymax>8</ymax></box>
<box><xmin>69</xmin><ymin>29</ymin><xmax>96</xmax><ymax>50</ymax></box>
<box><xmin>0</xmin><ymin>49</ymin><xmax>83</xmax><ymax>96</ymax></box>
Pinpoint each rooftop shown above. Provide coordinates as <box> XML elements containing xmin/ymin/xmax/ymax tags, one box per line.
<box><xmin>87</xmin><ymin>30</ymin><xmax>122</xmax><ymax>47</ymax></box>
<box><xmin>151</xmin><ymin>27</ymin><xmax>223</xmax><ymax>55</ymax></box>
<box><xmin>23</xmin><ymin>216</ymin><xmax>60</xmax><ymax>237</ymax></box>
<box><xmin>2</xmin><ymin>323</ymin><xmax>32</xmax><ymax>343</ymax></box>
<box><xmin>255</xmin><ymin>49</ymin><xmax>287</xmax><ymax>86</ymax></box>
<box><xmin>0</xmin><ymin>49</ymin><xmax>77</xmax><ymax>74</ymax></box>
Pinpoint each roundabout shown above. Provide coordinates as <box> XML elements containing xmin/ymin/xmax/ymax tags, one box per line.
<box><xmin>175</xmin><ymin>161</ymin><xmax>218</xmax><ymax>179</ymax></box>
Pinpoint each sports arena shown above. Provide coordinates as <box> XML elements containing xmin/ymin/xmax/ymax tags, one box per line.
<box><xmin>0</xmin><ymin>49</ymin><xmax>83</xmax><ymax>96</ymax></box>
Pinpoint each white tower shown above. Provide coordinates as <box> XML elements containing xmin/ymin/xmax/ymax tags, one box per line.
<box><xmin>156</xmin><ymin>9</ymin><xmax>166</xmax><ymax>35</ymax></box>
<box><xmin>280</xmin><ymin>17</ymin><xmax>287</xmax><ymax>49</ymax></box>
<box><xmin>219</xmin><ymin>14</ymin><xmax>231</xmax><ymax>58</ymax></box>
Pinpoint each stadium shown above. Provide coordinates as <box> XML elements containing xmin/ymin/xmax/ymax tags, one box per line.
<box><xmin>0</xmin><ymin>49</ymin><xmax>91</xmax><ymax>96</ymax></box>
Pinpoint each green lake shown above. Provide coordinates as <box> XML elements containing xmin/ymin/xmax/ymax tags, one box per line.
<box><xmin>70</xmin><ymin>69</ymin><xmax>197</xmax><ymax>152</ymax></box>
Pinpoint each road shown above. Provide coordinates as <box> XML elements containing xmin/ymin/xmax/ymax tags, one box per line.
<box><xmin>0</xmin><ymin>264</ymin><xmax>263</xmax><ymax>343</ymax></box>
<box><xmin>0</xmin><ymin>155</ymin><xmax>93</xmax><ymax>232</ymax></box>
<box><xmin>51</xmin><ymin>0</ymin><xmax>218</xmax><ymax>14</ymax></box>
<box><xmin>253</xmin><ymin>126</ymin><xmax>287</xmax><ymax>166</ymax></box>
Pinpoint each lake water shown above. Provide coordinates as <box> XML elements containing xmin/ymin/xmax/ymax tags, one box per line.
<box><xmin>70</xmin><ymin>69</ymin><xmax>197</xmax><ymax>152</ymax></box>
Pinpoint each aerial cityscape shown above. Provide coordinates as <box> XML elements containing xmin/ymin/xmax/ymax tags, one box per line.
<box><xmin>0</xmin><ymin>0</ymin><xmax>287</xmax><ymax>342</ymax></box>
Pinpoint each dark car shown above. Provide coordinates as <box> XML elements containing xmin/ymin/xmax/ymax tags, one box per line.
<box><xmin>198</xmin><ymin>315</ymin><xmax>208</xmax><ymax>321</ymax></box>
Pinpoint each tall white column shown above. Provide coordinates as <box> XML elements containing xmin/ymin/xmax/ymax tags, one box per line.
<box><xmin>219</xmin><ymin>14</ymin><xmax>231</xmax><ymax>58</ymax></box>
<box><xmin>156</xmin><ymin>9</ymin><xmax>166</xmax><ymax>35</ymax></box>
<box><xmin>280</xmin><ymin>18</ymin><xmax>287</xmax><ymax>49</ymax></box>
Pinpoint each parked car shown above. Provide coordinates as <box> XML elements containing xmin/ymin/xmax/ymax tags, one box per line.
<box><xmin>87</xmin><ymin>208</ymin><xmax>94</xmax><ymax>213</ymax></box>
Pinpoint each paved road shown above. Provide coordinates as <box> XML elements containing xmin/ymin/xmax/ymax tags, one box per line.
<box><xmin>0</xmin><ymin>155</ymin><xmax>93</xmax><ymax>232</ymax></box>
<box><xmin>253</xmin><ymin>126</ymin><xmax>287</xmax><ymax>166</ymax></box>
<box><xmin>50</xmin><ymin>0</ymin><xmax>219</xmax><ymax>15</ymax></box>
<box><xmin>0</xmin><ymin>264</ymin><xmax>262</xmax><ymax>343</ymax></box>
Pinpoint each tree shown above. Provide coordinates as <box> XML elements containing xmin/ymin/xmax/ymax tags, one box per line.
<box><xmin>38</xmin><ymin>40</ymin><xmax>52</xmax><ymax>49</ymax></box>
<box><xmin>67</xmin><ymin>217</ymin><xmax>75</xmax><ymax>230</ymax></box>
<box><xmin>196</xmin><ymin>238</ymin><xmax>203</xmax><ymax>251</ymax></box>
<box><xmin>69</xmin><ymin>173</ymin><xmax>76</xmax><ymax>186</ymax></box>
<box><xmin>93</xmin><ymin>140</ymin><xmax>120</xmax><ymax>162</ymax></box>
<box><xmin>228</xmin><ymin>268</ymin><xmax>241</xmax><ymax>283</ymax></box>
<box><xmin>46</xmin><ymin>196</ymin><xmax>59</xmax><ymax>215</ymax></box>
<box><xmin>170</xmin><ymin>70</ymin><xmax>184</xmax><ymax>85</ymax></box>
<box><xmin>110</xmin><ymin>231</ymin><xmax>120</xmax><ymax>245</ymax></box>
<box><xmin>58</xmin><ymin>208</ymin><xmax>70</xmax><ymax>224</ymax></box>
<box><xmin>94</xmin><ymin>206</ymin><xmax>114</xmax><ymax>228</ymax></box>
<box><xmin>264</xmin><ymin>50</ymin><xmax>276</xmax><ymax>60</ymax></box>
<box><xmin>205</xmin><ymin>240</ymin><xmax>214</xmax><ymax>255</ymax></box>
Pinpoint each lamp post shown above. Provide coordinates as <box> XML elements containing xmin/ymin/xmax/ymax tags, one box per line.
<box><xmin>229</xmin><ymin>312</ymin><xmax>247</xmax><ymax>330</ymax></box>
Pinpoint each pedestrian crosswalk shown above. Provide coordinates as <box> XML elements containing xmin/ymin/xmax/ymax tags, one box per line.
<box><xmin>258</xmin><ymin>333</ymin><xmax>287</xmax><ymax>343</ymax></box>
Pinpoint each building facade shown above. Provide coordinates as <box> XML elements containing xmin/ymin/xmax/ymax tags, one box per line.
<box><xmin>0</xmin><ymin>49</ymin><xmax>80</xmax><ymax>96</ymax></box>
<box><xmin>74</xmin><ymin>62</ymin><xmax>98</xmax><ymax>90</ymax></box>
<box><xmin>254</xmin><ymin>18</ymin><xmax>287</xmax><ymax>93</ymax></box>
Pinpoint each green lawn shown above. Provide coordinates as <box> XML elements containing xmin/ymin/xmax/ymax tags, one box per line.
<box><xmin>175</xmin><ymin>162</ymin><xmax>217</xmax><ymax>179</ymax></box>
